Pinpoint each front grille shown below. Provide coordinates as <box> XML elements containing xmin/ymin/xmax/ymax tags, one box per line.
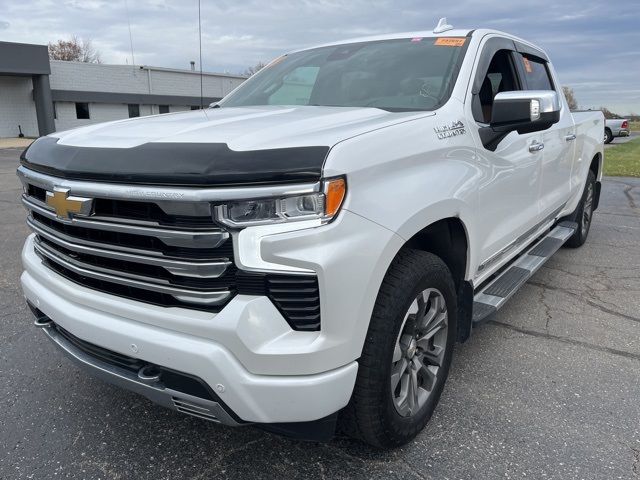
<box><xmin>21</xmin><ymin>168</ymin><xmax>322</xmax><ymax>329</ymax></box>
<box><xmin>22</xmin><ymin>175</ymin><xmax>235</xmax><ymax>312</ymax></box>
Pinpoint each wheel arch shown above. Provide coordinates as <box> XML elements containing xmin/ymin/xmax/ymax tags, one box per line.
<box><xmin>405</xmin><ymin>217</ymin><xmax>469</xmax><ymax>291</ymax></box>
<box><xmin>396</xmin><ymin>216</ymin><xmax>474</xmax><ymax>343</ymax></box>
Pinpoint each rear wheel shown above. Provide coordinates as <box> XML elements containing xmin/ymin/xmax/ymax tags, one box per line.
<box><xmin>565</xmin><ymin>170</ymin><xmax>596</xmax><ymax>248</ymax></box>
<box><xmin>339</xmin><ymin>250</ymin><xmax>457</xmax><ymax>448</ymax></box>
<box><xmin>604</xmin><ymin>128</ymin><xmax>613</xmax><ymax>144</ymax></box>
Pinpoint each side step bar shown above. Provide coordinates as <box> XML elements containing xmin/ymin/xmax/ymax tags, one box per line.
<box><xmin>472</xmin><ymin>221</ymin><xmax>577</xmax><ymax>325</ymax></box>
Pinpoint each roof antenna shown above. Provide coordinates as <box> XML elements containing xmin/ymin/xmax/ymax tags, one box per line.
<box><xmin>124</xmin><ymin>0</ymin><xmax>136</xmax><ymax>66</ymax></box>
<box><xmin>198</xmin><ymin>0</ymin><xmax>204</xmax><ymax>109</ymax></box>
<box><xmin>433</xmin><ymin>17</ymin><xmax>454</xmax><ymax>34</ymax></box>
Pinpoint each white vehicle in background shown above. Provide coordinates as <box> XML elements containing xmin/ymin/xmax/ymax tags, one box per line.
<box><xmin>604</xmin><ymin>118</ymin><xmax>630</xmax><ymax>144</ymax></box>
<box><xmin>18</xmin><ymin>19</ymin><xmax>604</xmax><ymax>448</ymax></box>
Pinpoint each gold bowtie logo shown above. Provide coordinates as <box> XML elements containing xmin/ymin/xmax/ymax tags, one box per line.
<box><xmin>45</xmin><ymin>188</ymin><xmax>93</xmax><ymax>220</ymax></box>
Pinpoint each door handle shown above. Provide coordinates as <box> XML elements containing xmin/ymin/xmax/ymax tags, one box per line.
<box><xmin>565</xmin><ymin>134</ymin><xmax>577</xmax><ymax>141</ymax></box>
<box><xmin>529</xmin><ymin>141</ymin><xmax>544</xmax><ymax>153</ymax></box>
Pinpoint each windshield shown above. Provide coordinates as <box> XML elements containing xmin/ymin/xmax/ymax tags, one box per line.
<box><xmin>219</xmin><ymin>37</ymin><xmax>468</xmax><ymax>112</ymax></box>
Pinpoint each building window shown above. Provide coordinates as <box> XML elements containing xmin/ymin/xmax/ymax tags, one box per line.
<box><xmin>159</xmin><ymin>105</ymin><xmax>169</xmax><ymax>114</ymax></box>
<box><xmin>128</xmin><ymin>104</ymin><xmax>140</xmax><ymax>118</ymax></box>
<box><xmin>75</xmin><ymin>102</ymin><xmax>90</xmax><ymax>120</ymax></box>
<box><xmin>190</xmin><ymin>105</ymin><xmax>200</xmax><ymax>110</ymax></box>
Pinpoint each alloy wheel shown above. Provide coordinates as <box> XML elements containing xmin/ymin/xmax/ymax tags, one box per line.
<box><xmin>390</xmin><ymin>288</ymin><xmax>448</xmax><ymax>417</ymax></box>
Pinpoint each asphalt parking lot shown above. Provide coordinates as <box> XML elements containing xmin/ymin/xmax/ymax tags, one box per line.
<box><xmin>1</xmin><ymin>147</ymin><xmax>639</xmax><ymax>479</ymax></box>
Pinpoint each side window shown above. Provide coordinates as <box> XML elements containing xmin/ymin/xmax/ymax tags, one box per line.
<box><xmin>519</xmin><ymin>54</ymin><xmax>554</xmax><ymax>91</ymax></box>
<box><xmin>474</xmin><ymin>50</ymin><xmax>520</xmax><ymax>123</ymax></box>
<box><xmin>268</xmin><ymin>66</ymin><xmax>320</xmax><ymax>105</ymax></box>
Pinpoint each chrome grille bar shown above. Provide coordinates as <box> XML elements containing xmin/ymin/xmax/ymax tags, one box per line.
<box><xmin>27</xmin><ymin>216</ymin><xmax>231</xmax><ymax>278</ymax></box>
<box><xmin>17</xmin><ymin>165</ymin><xmax>320</xmax><ymax>203</ymax></box>
<box><xmin>34</xmin><ymin>239</ymin><xmax>231</xmax><ymax>306</ymax></box>
<box><xmin>22</xmin><ymin>195</ymin><xmax>228</xmax><ymax>249</ymax></box>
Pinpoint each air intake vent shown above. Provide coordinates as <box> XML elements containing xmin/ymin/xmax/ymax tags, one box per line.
<box><xmin>237</xmin><ymin>272</ymin><xmax>321</xmax><ymax>331</ymax></box>
<box><xmin>172</xmin><ymin>397</ymin><xmax>220</xmax><ymax>423</ymax></box>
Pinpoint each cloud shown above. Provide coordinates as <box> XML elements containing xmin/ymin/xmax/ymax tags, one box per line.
<box><xmin>0</xmin><ymin>0</ymin><xmax>638</xmax><ymax>112</ymax></box>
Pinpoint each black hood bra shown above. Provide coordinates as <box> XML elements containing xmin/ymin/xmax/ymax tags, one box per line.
<box><xmin>21</xmin><ymin>136</ymin><xmax>329</xmax><ymax>187</ymax></box>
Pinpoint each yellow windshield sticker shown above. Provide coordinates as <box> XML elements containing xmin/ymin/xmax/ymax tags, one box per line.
<box><xmin>434</xmin><ymin>37</ymin><xmax>466</xmax><ymax>47</ymax></box>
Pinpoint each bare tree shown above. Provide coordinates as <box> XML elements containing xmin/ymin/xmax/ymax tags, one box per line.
<box><xmin>242</xmin><ymin>61</ymin><xmax>266</xmax><ymax>77</ymax></box>
<box><xmin>599</xmin><ymin>107</ymin><xmax>621</xmax><ymax>119</ymax></box>
<box><xmin>562</xmin><ymin>86</ymin><xmax>578</xmax><ymax>110</ymax></box>
<box><xmin>48</xmin><ymin>36</ymin><xmax>102</xmax><ymax>63</ymax></box>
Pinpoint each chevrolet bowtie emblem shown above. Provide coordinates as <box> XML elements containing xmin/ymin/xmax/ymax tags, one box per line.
<box><xmin>45</xmin><ymin>188</ymin><xmax>93</xmax><ymax>220</ymax></box>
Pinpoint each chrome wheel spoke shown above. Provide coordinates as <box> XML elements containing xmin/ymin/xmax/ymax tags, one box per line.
<box><xmin>391</xmin><ymin>358</ymin><xmax>408</xmax><ymax>391</ymax></box>
<box><xmin>420</xmin><ymin>343</ymin><xmax>444</xmax><ymax>367</ymax></box>
<box><xmin>408</xmin><ymin>364</ymin><xmax>419</xmax><ymax>413</ymax></box>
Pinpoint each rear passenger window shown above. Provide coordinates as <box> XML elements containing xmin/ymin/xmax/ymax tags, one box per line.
<box><xmin>520</xmin><ymin>54</ymin><xmax>554</xmax><ymax>90</ymax></box>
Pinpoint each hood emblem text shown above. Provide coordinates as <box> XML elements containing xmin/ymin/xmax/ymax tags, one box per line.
<box><xmin>434</xmin><ymin>120</ymin><xmax>466</xmax><ymax>139</ymax></box>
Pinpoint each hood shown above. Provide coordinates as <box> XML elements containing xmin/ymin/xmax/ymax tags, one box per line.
<box><xmin>22</xmin><ymin>106</ymin><xmax>433</xmax><ymax>186</ymax></box>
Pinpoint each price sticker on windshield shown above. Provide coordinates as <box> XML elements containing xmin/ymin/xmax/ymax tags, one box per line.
<box><xmin>434</xmin><ymin>38</ymin><xmax>466</xmax><ymax>47</ymax></box>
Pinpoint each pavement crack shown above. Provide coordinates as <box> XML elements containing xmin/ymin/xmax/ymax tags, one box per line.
<box><xmin>529</xmin><ymin>281</ymin><xmax>640</xmax><ymax>324</ymax></box>
<box><xmin>632</xmin><ymin>446</ymin><xmax>640</xmax><ymax>477</ymax></box>
<box><xmin>536</xmin><ymin>283</ymin><xmax>553</xmax><ymax>332</ymax></box>
<box><xmin>489</xmin><ymin>320</ymin><xmax>640</xmax><ymax>362</ymax></box>
<box><xmin>623</xmin><ymin>184</ymin><xmax>638</xmax><ymax>211</ymax></box>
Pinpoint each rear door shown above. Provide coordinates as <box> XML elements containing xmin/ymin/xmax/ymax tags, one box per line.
<box><xmin>516</xmin><ymin>53</ymin><xmax>575</xmax><ymax>218</ymax></box>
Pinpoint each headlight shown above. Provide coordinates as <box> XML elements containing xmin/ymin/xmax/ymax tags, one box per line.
<box><xmin>214</xmin><ymin>177</ymin><xmax>346</xmax><ymax>228</ymax></box>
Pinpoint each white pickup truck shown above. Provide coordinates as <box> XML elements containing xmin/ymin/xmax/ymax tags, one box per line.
<box><xmin>18</xmin><ymin>20</ymin><xmax>604</xmax><ymax>448</ymax></box>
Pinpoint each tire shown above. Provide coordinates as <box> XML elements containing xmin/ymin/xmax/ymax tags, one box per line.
<box><xmin>339</xmin><ymin>249</ymin><xmax>457</xmax><ymax>448</ymax></box>
<box><xmin>564</xmin><ymin>170</ymin><xmax>596</xmax><ymax>248</ymax></box>
<box><xmin>604</xmin><ymin>128</ymin><xmax>613</xmax><ymax>144</ymax></box>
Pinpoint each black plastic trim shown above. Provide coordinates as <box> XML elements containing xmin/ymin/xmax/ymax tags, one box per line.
<box><xmin>21</xmin><ymin>136</ymin><xmax>329</xmax><ymax>187</ymax></box>
<box><xmin>256</xmin><ymin>412</ymin><xmax>338</xmax><ymax>442</ymax></box>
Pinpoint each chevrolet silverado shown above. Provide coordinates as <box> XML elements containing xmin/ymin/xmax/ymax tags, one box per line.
<box><xmin>18</xmin><ymin>19</ymin><xmax>604</xmax><ymax>448</ymax></box>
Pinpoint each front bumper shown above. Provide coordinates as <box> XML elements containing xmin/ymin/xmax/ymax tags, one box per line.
<box><xmin>21</xmin><ymin>208</ymin><xmax>402</xmax><ymax>424</ymax></box>
<box><xmin>33</xmin><ymin>312</ymin><xmax>242</xmax><ymax>425</ymax></box>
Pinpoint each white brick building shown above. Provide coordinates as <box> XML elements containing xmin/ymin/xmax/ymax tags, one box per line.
<box><xmin>0</xmin><ymin>40</ymin><xmax>246</xmax><ymax>138</ymax></box>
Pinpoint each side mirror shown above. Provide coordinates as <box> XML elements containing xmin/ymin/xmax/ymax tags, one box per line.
<box><xmin>491</xmin><ymin>90</ymin><xmax>560</xmax><ymax>134</ymax></box>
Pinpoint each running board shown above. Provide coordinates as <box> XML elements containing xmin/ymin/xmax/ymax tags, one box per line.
<box><xmin>472</xmin><ymin>221</ymin><xmax>577</xmax><ymax>325</ymax></box>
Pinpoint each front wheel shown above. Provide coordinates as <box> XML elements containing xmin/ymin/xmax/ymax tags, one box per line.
<box><xmin>339</xmin><ymin>250</ymin><xmax>457</xmax><ymax>448</ymax></box>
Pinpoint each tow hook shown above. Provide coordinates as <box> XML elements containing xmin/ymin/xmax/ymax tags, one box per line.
<box><xmin>33</xmin><ymin>317</ymin><xmax>52</xmax><ymax>328</ymax></box>
<box><xmin>137</xmin><ymin>364</ymin><xmax>162</xmax><ymax>385</ymax></box>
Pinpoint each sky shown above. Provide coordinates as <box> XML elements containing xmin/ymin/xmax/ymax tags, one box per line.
<box><xmin>1</xmin><ymin>0</ymin><xmax>639</xmax><ymax>114</ymax></box>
